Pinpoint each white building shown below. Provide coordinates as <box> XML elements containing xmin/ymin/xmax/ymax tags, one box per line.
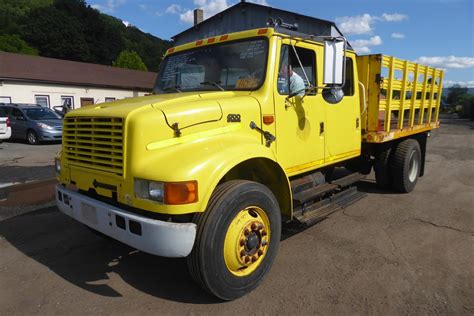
<box><xmin>0</xmin><ymin>52</ymin><xmax>157</xmax><ymax>109</ymax></box>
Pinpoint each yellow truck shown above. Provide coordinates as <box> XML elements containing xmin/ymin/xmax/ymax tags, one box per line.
<box><xmin>55</xmin><ymin>19</ymin><xmax>443</xmax><ymax>300</ymax></box>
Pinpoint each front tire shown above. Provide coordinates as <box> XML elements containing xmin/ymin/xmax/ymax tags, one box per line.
<box><xmin>391</xmin><ymin>139</ymin><xmax>421</xmax><ymax>193</ymax></box>
<box><xmin>27</xmin><ymin>130</ymin><xmax>39</xmax><ymax>145</ymax></box>
<box><xmin>187</xmin><ymin>180</ymin><xmax>281</xmax><ymax>301</ymax></box>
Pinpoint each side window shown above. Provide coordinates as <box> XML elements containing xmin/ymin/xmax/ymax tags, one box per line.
<box><xmin>343</xmin><ymin>58</ymin><xmax>354</xmax><ymax>96</ymax></box>
<box><xmin>277</xmin><ymin>45</ymin><xmax>316</xmax><ymax>96</ymax></box>
<box><xmin>11</xmin><ymin>108</ymin><xmax>24</xmax><ymax>118</ymax></box>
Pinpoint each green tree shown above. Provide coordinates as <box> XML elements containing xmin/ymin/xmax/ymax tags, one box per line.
<box><xmin>446</xmin><ymin>84</ymin><xmax>468</xmax><ymax>106</ymax></box>
<box><xmin>21</xmin><ymin>5</ymin><xmax>92</xmax><ymax>61</ymax></box>
<box><xmin>113</xmin><ymin>49</ymin><xmax>148</xmax><ymax>71</ymax></box>
<box><xmin>0</xmin><ymin>34</ymin><xmax>38</xmax><ymax>55</ymax></box>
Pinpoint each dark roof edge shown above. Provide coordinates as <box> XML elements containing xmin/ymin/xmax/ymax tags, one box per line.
<box><xmin>0</xmin><ymin>77</ymin><xmax>153</xmax><ymax>92</ymax></box>
<box><xmin>172</xmin><ymin>2</ymin><xmax>337</xmax><ymax>40</ymax></box>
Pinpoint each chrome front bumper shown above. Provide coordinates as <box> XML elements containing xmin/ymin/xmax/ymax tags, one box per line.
<box><xmin>56</xmin><ymin>185</ymin><xmax>196</xmax><ymax>257</ymax></box>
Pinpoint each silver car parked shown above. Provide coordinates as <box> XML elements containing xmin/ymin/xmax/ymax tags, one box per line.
<box><xmin>0</xmin><ymin>104</ymin><xmax>63</xmax><ymax>145</ymax></box>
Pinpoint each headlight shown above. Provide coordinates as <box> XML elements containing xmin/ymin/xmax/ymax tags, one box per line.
<box><xmin>37</xmin><ymin>123</ymin><xmax>53</xmax><ymax>130</ymax></box>
<box><xmin>134</xmin><ymin>179</ymin><xmax>198</xmax><ymax>204</ymax></box>
<box><xmin>135</xmin><ymin>179</ymin><xmax>164</xmax><ymax>202</ymax></box>
<box><xmin>55</xmin><ymin>158</ymin><xmax>61</xmax><ymax>174</ymax></box>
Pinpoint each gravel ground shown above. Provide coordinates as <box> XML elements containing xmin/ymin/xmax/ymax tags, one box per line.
<box><xmin>0</xmin><ymin>117</ymin><xmax>472</xmax><ymax>315</ymax></box>
<box><xmin>0</xmin><ymin>140</ymin><xmax>60</xmax><ymax>185</ymax></box>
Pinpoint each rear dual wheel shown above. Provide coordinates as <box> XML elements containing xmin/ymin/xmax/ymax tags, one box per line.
<box><xmin>187</xmin><ymin>180</ymin><xmax>281</xmax><ymax>301</ymax></box>
<box><xmin>391</xmin><ymin>139</ymin><xmax>421</xmax><ymax>193</ymax></box>
<box><xmin>374</xmin><ymin>139</ymin><xmax>421</xmax><ymax>193</ymax></box>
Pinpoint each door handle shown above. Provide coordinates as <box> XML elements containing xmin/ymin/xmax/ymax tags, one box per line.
<box><xmin>319</xmin><ymin>122</ymin><xmax>324</xmax><ymax>135</ymax></box>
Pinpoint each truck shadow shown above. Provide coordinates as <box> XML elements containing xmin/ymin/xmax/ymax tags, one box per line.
<box><xmin>0</xmin><ymin>206</ymin><xmax>220</xmax><ymax>304</ymax></box>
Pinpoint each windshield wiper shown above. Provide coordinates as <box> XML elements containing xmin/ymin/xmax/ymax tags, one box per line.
<box><xmin>163</xmin><ymin>85</ymin><xmax>182</xmax><ymax>93</ymax></box>
<box><xmin>200</xmin><ymin>81</ymin><xmax>225</xmax><ymax>91</ymax></box>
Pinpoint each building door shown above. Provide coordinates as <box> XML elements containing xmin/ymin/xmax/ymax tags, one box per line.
<box><xmin>80</xmin><ymin>98</ymin><xmax>94</xmax><ymax>107</ymax></box>
<box><xmin>273</xmin><ymin>39</ymin><xmax>325</xmax><ymax>176</ymax></box>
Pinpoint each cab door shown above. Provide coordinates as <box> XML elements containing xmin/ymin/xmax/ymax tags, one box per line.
<box><xmin>273</xmin><ymin>39</ymin><xmax>325</xmax><ymax>175</ymax></box>
<box><xmin>323</xmin><ymin>55</ymin><xmax>361</xmax><ymax>160</ymax></box>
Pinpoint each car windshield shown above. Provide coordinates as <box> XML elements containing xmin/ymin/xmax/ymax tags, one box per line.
<box><xmin>154</xmin><ymin>38</ymin><xmax>268</xmax><ymax>93</ymax></box>
<box><xmin>24</xmin><ymin>108</ymin><xmax>61</xmax><ymax>120</ymax></box>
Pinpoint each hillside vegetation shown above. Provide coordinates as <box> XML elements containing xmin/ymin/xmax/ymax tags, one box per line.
<box><xmin>0</xmin><ymin>0</ymin><xmax>171</xmax><ymax>71</ymax></box>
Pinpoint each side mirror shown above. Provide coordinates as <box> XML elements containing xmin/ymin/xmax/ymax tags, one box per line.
<box><xmin>323</xmin><ymin>38</ymin><xmax>345</xmax><ymax>85</ymax></box>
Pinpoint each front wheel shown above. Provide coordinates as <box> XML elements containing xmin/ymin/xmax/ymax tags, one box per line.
<box><xmin>27</xmin><ymin>130</ymin><xmax>39</xmax><ymax>145</ymax></box>
<box><xmin>187</xmin><ymin>180</ymin><xmax>281</xmax><ymax>300</ymax></box>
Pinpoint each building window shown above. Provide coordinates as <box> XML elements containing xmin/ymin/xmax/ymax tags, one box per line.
<box><xmin>105</xmin><ymin>97</ymin><xmax>116</xmax><ymax>102</ymax></box>
<box><xmin>0</xmin><ymin>96</ymin><xmax>11</xmax><ymax>104</ymax></box>
<box><xmin>61</xmin><ymin>96</ymin><xmax>74</xmax><ymax>109</ymax></box>
<box><xmin>35</xmin><ymin>95</ymin><xmax>50</xmax><ymax>108</ymax></box>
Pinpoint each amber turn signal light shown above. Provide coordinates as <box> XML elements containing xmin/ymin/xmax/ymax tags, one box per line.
<box><xmin>164</xmin><ymin>181</ymin><xmax>198</xmax><ymax>205</ymax></box>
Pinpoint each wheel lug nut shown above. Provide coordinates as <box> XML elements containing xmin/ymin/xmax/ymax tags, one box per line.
<box><xmin>262</xmin><ymin>240</ymin><xmax>268</xmax><ymax>246</ymax></box>
<box><xmin>244</xmin><ymin>229</ymin><xmax>250</xmax><ymax>236</ymax></box>
<box><xmin>251</xmin><ymin>223</ymin><xmax>257</xmax><ymax>230</ymax></box>
<box><xmin>240</xmin><ymin>250</ymin><xmax>246</xmax><ymax>257</ymax></box>
<box><xmin>261</xmin><ymin>230</ymin><xmax>267</xmax><ymax>236</ymax></box>
<box><xmin>252</xmin><ymin>256</ymin><xmax>257</xmax><ymax>262</ymax></box>
<box><xmin>244</xmin><ymin>256</ymin><xmax>251</xmax><ymax>263</ymax></box>
<box><xmin>239</xmin><ymin>239</ymin><xmax>245</xmax><ymax>246</ymax></box>
<box><xmin>258</xmin><ymin>249</ymin><xmax>263</xmax><ymax>256</ymax></box>
<box><xmin>258</xmin><ymin>223</ymin><xmax>263</xmax><ymax>230</ymax></box>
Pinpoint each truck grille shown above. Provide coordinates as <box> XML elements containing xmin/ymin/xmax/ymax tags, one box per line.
<box><xmin>63</xmin><ymin>117</ymin><xmax>124</xmax><ymax>175</ymax></box>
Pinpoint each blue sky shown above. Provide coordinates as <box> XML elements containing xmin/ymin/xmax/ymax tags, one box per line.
<box><xmin>91</xmin><ymin>0</ymin><xmax>473</xmax><ymax>87</ymax></box>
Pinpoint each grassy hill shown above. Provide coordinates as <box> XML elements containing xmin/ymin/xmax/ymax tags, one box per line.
<box><xmin>0</xmin><ymin>0</ymin><xmax>171</xmax><ymax>72</ymax></box>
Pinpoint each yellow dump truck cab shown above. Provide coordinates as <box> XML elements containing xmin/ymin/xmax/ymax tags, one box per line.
<box><xmin>55</xmin><ymin>25</ymin><xmax>443</xmax><ymax>300</ymax></box>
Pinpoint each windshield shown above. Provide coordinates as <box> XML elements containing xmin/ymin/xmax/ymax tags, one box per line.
<box><xmin>154</xmin><ymin>38</ymin><xmax>268</xmax><ymax>93</ymax></box>
<box><xmin>24</xmin><ymin>108</ymin><xmax>61</xmax><ymax>120</ymax></box>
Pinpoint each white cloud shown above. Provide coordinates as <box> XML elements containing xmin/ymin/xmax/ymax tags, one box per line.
<box><xmin>336</xmin><ymin>14</ymin><xmax>375</xmax><ymax>35</ymax></box>
<box><xmin>391</xmin><ymin>32</ymin><xmax>405</xmax><ymax>39</ymax></box>
<box><xmin>176</xmin><ymin>0</ymin><xmax>269</xmax><ymax>24</ymax></box>
<box><xmin>444</xmin><ymin>80</ymin><xmax>474</xmax><ymax>88</ymax></box>
<box><xmin>91</xmin><ymin>0</ymin><xmax>125</xmax><ymax>13</ymax></box>
<box><xmin>166</xmin><ymin>4</ymin><xmax>183</xmax><ymax>14</ymax></box>
<box><xmin>122</xmin><ymin>20</ymin><xmax>131</xmax><ymax>27</ymax></box>
<box><xmin>351</xmin><ymin>35</ymin><xmax>382</xmax><ymax>54</ymax></box>
<box><xmin>335</xmin><ymin>12</ymin><xmax>408</xmax><ymax>35</ymax></box>
<box><xmin>414</xmin><ymin>56</ymin><xmax>474</xmax><ymax>69</ymax></box>
<box><xmin>179</xmin><ymin>0</ymin><xmax>229</xmax><ymax>23</ymax></box>
<box><xmin>381</xmin><ymin>13</ymin><xmax>408</xmax><ymax>22</ymax></box>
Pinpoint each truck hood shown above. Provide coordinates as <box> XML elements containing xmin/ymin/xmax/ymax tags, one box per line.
<box><xmin>67</xmin><ymin>91</ymin><xmax>256</xmax><ymax>134</ymax></box>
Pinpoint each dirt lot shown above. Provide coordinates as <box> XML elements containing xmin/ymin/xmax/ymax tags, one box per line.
<box><xmin>0</xmin><ymin>117</ymin><xmax>473</xmax><ymax>315</ymax></box>
<box><xmin>0</xmin><ymin>140</ymin><xmax>60</xmax><ymax>186</ymax></box>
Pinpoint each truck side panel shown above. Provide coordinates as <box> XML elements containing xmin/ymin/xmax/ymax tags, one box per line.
<box><xmin>357</xmin><ymin>54</ymin><xmax>444</xmax><ymax>143</ymax></box>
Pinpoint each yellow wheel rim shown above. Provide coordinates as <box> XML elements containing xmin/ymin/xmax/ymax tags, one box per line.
<box><xmin>223</xmin><ymin>206</ymin><xmax>271</xmax><ymax>277</ymax></box>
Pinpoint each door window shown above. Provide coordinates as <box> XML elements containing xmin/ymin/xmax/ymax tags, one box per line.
<box><xmin>277</xmin><ymin>45</ymin><xmax>316</xmax><ymax>96</ymax></box>
<box><xmin>343</xmin><ymin>58</ymin><xmax>355</xmax><ymax>96</ymax></box>
<box><xmin>11</xmin><ymin>108</ymin><xmax>24</xmax><ymax>119</ymax></box>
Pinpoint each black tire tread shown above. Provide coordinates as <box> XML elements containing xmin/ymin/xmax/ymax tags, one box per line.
<box><xmin>391</xmin><ymin>139</ymin><xmax>420</xmax><ymax>193</ymax></box>
<box><xmin>374</xmin><ymin>147</ymin><xmax>392</xmax><ymax>190</ymax></box>
<box><xmin>187</xmin><ymin>180</ymin><xmax>251</xmax><ymax>295</ymax></box>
